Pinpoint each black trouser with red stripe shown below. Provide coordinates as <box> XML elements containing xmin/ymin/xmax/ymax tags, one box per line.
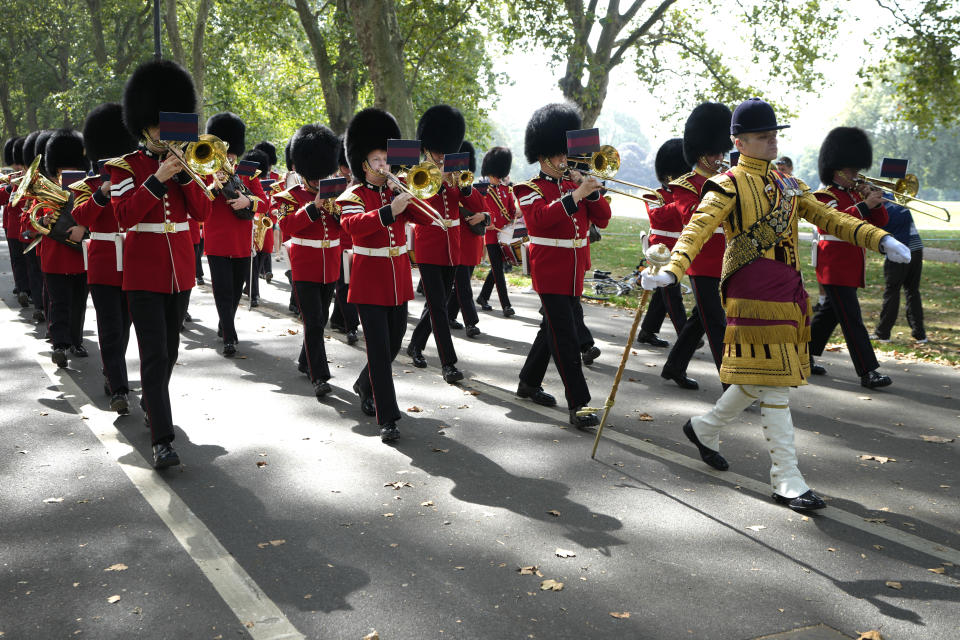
<box><xmin>89</xmin><ymin>284</ymin><xmax>131</xmax><ymax>394</ymax></box>
<box><xmin>207</xmin><ymin>255</ymin><xmax>250</xmax><ymax>344</ymax></box>
<box><xmin>809</xmin><ymin>284</ymin><xmax>878</xmax><ymax>376</ymax></box>
<box><xmin>478</xmin><ymin>243</ymin><xmax>512</xmax><ymax>310</ymax></box>
<box><xmin>640</xmin><ymin>282</ymin><xmax>686</xmax><ymax>336</ymax></box>
<box><xmin>44</xmin><ymin>272</ymin><xmax>88</xmax><ymax>349</ymax></box>
<box><xmin>519</xmin><ymin>293</ymin><xmax>590</xmax><ymax>410</ymax></box>
<box><xmin>663</xmin><ymin>275</ymin><xmax>725</xmax><ymax>375</ymax></box>
<box><xmin>23</xmin><ymin>246</ymin><xmax>44</xmax><ymax>309</ymax></box>
<box><xmin>330</xmin><ymin>269</ymin><xmax>359</xmax><ymax>332</ymax></box>
<box><xmin>409</xmin><ymin>263</ymin><xmax>457</xmax><ymax>365</ymax></box>
<box><xmin>294</xmin><ymin>280</ymin><xmax>336</xmax><ymax>383</ymax></box>
<box><xmin>447</xmin><ymin>265</ymin><xmax>479</xmax><ymax>326</ymax></box>
<box><xmin>356</xmin><ymin>302</ymin><xmax>407</xmax><ymax>426</ymax></box>
<box><xmin>7</xmin><ymin>237</ymin><xmax>29</xmax><ymax>294</ymax></box>
<box><xmin>194</xmin><ymin>240</ymin><xmax>204</xmax><ymax>279</ymax></box>
<box><xmin>127</xmin><ymin>289</ymin><xmax>190</xmax><ymax>445</ymax></box>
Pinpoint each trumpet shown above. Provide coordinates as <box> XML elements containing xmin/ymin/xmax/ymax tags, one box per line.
<box><xmin>856</xmin><ymin>173</ymin><xmax>951</xmax><ymax>222</ymax></box>
<box><xmin>565</xmin><ymin>145</ymin><xmax>664</xmax><ymax>205</ymax></box>
<box><xmin>144</xmin><ymin>129</ymin><xmax>220</xmax><ymax>201</ymax></box>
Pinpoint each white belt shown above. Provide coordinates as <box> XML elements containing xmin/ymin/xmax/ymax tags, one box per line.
<box><xmin>86</xmin><ymin>232</ymin><xmax>124</xmax><ymax>271</ymax></box>
<box><xmin>820</xmin><ymin>235</ymin><xmax>843</xmax><ymax>242</ymax></box>
<box><xmin>291</xmin><ymin>237</ymin><xmax>340</xmax><ymax>249</ymax></box>
<box><xmin>352</xmin><ymin>244</ymin><xmax>407</xmax><ymax>257</ymax></box>
<box><xmin>433</xmin><ymin>218</ymin><xmax>460</xmax><ymax>229</ymax></box>
<box><xmin>132</xmin><ymin>221</ymin><xmax>189</xmax><ymax>233</ymax></box>
<box><xmin>528</xmin><ymin>235</ymin><xmax>586</xmax><ymax>249</ymax></box>
<box><xmin>649</xmin><ymin>229</ymin><xmax>680</xmax><ymax>238</ymax></box>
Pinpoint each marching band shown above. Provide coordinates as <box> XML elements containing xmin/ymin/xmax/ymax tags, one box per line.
<box><xmin>1</xmin><ymin>59</ymin><xmax>918</xmax><ymax>512</ymax></box>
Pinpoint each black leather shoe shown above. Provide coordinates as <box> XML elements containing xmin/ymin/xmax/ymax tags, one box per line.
<box><xmin>52</xmin><ymin>348</ymin><xmax>68</xmax><ymax>368</ymax></box>
<box><xmin>661</xmin><ymin>368</ymin><xmax>699</xmax><ymax>390</ymax></box>
<box><xmin>442</xmin><ymin>364</ymin><xmax>463</xmax><ymax>384</ymax></box>
<box><xmin>109</xmin><ymin>392</ymin><xmax>129</xmax><ymax>415</ymax></box>
<box><xmin>353</xmin><ymin>381</ymin><xmax>376</xmax><ymax>416</ymax></box>
<box><xmin>407</xmin><ymin>344</ymin><xmax>427</xmax><ymax>368</ymax></box>
<box><xmin>861</xmin><ymin>370</ymin><xmax>892</xmax><ymax>389</ymax></box>
<box><xmin>476</xmin><ymin>297</ymin><xmax>493</xmax><ymax>311</ymax></box>
<box><xmin>223</xmin><ymin>342</ymin><xmax>237</xmax><ymax>357</ymax></box>
<box><xmin>465</xmin><ymin>324</ymin><xmax>480</xmax><ymax>338</ymax></box>
<box><xmin>380</xmin><ymin>423</ymin><xmax>400</xmax><ymax>443</ymax></box>
<box><xmin>502</xmin><ymin>306</ymin><xmax>515</xmax><ymax>317</ymax></box>
<box><xmin>682</xmin><ymin>420</ymin><xmax>729</xmax><ymax>470</ymax></box>
<box><xmin>636</xmin><ymin>330</ymin><xmax>669</xmax><ymax>347</ymax></box>
<box><xmin>517</xmin><ymin>381</ymin><xmax>557</xmax><ymax>407</ymax></box>
<box><xmin>449</xmin><ymin>318</ymin><xmax>464</xmax><ymax>330</ymax></box>
<box><xmin>810</xmin><ymin>358</ymin><xmax>826</xmax><ymax>375</ymax></box>
<box><xmin>196</xmin><ymin>276</ymin><xmax>205</xmax><ymax>286</ymax></box>
<box><xmin>772</xmin><ymin>489</ymin><xmax>826</xmax><ymax>510</ymax></box>
<box><xmin>570</xmin><ymin>407</ymin><xmax>600</xmax><ymax>430</ymax></box>
<box><xmin>288</xmin><ymin>302</ymin><xmax>299</xmax><ymax>314</ymax></box>
<box><xmin>250</xmin><ymin>297</ymin><xmax>259</xmax><ymax>308</ymax></box>
<box><xmin>265</xmin><ymin>272</ymin><xmax>273</xmax><ymax>283</ymax></box>
<box><xmin>313</xmin><ymin>380</ymin><xmax>332</xmax><ymax>398</ymax></box>
<box><xmin>33</xmin><ymin>310</ymin><xmax>45</xmax><ymax>323</ymax></box>
<box><xmin>346</xmin><ymin>330</ymin><xmax>359</xmax><ymax>345</ymax></box>
<box><xmin>152</xmin><ymin>442</ymin><xmax>180</xmax><ymax>469</ymax></box>
<box><xmin>71</xmin><ymin>344</ymin><xmax>88</xmax><ymax>358</ymax></box>
<box><xmin>18</xmin><ymin>291</ymin><xmax>30</xmax><ymax>308</ymax></box>
<box><xmin>581</xmin><ymin>345</ymin><xmax>601</xmax><ymax>366</ymax></box>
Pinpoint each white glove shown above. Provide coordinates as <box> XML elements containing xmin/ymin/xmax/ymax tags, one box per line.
<box><xmin>640</xmin><ymin>268</ymin><xmax>676</xmax><ymax>290</ymax></box>
<box><xmin>880</xmin><ymin>236</ymin><xmax>911</xmax><ymax>263</ymax></box>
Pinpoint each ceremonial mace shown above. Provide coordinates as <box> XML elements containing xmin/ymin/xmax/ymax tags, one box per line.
<box><xmin>588</xmin><ymin>242</ymin><xmax>672</xmax><ymax>459</ymax></box>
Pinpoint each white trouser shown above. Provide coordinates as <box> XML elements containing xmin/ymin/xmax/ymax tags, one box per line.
<box><xmin>690</xmin><ymin>384</ymin><xmax>809</xmax><ymax>498</ymax></box>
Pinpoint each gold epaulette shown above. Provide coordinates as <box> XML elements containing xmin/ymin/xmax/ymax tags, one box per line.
<box><xmin>335</xmin><ymin>183</ymin><xmax>364</xmax><ymax>206</ymax></box>
<box><xmin>813</xmin><ymin>187</ymin><xmax>834</xmax><ymax>198</ymax></box>
<box><xmin>514</xmin><ymin>180</ymin><xmax>544</xmax><ymax>198</ymax></box>
<box><xmin>105</xmin><ymin>153</ymin><xmax>136</xmax><ymax>175</ymax></box>
<box><xmin>69</xmin><ymin>178</ymin><xmax>94</xmax><ymax>196</ymax></box>
<box><xmin>703</xmin><ymin>172</ymin><xmax>737</xmax><ymax>196</ymax></box>
<box><xmin>269</xmin><ymin>182</ymin><xmax>284</xmax><ymax>195</ymax></box>
<box><xmin>669</xmin><ymin>172</ymin><xmax>700</xmax><ymax>196</ymax></box>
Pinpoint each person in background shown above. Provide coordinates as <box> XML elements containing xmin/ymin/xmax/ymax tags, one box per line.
<box><xmin>872</xmin><ymin>196</ymin><xmax>926</xmax><ymax>343</ymax></box>
<box><xmin>774</xmin><ymin>156</ymin><xmax>793</xmax><ymax>176</ymax></box>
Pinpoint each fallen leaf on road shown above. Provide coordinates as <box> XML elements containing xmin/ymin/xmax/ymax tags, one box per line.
<box><xmin>637</xmin><ymin>413</ymin><xmax>654</xmax><ymax>421</ymax></box>
<box><xmin>540</xmin><ymin>579</ymin><xmax>564</xmax><ymax>591</ymax></box>
<box><xmin>746</xmin><ymin>525</ymin><xmax>766</xmax><ymax>532</ymax></box>
<box><xmin>547</xmin><ymin>509</ymin><xmax>561</xmax><ymax>517</ymax></box>
<box><xmin>384</xmin><ymin>481</ymin><xmax>412</xmax><ymax>489</ymax></box>
<box><xmin>857</xmin><ymin>396</ymin><xmax>872</xmax><ymax>401</ymax></box>
<box><xmin>43</xmin><ymin>497</ymin><xmax>64</xmax><ymax>503</ymax></box>
<box><xmin>858</xmin><ymin>455</ymin><xmax>895</xmax><ymax>463</ymax></box>
<box><xmin>856</xmin><ymin>632</ymin><xmax>883</xmax><ymax>640</ymax></box>
<box><xmin>827</xmin><ymin>548</ymin><xmax>837</xmax><ymax>552</ymax></box>
<box><xmin>873</xmin><ymin>545</ymin><xmax>884</xmax><ymax>550</ymax></box>
<box><xmin>104</xmin><ymin>564</ymin><xmax>128</xmax><ymax>572</ymax></box>
<box><xmin>420</xmin><ymin>500</ymin><xmax>434</xmax><ymax>507</ymax></box>
<box><xmin>864</xmin><ymin>518</ymin><xmax>887</xmax><ymax>523</ymax></box>
<box><xmin>555</xmin><ymin>548</ymin><xmax>576</xmax><ymax>558</ymax></box>
<box><xmin>255</xmin><ymin>461</ymin><xmax>268</xmax><ymax>468</ymax></box>
<box><xmin>885</xmin><ymin>581</ymin><xmax>902</xmax><ymax>590</ymax></box>
<box><xmin>454</xmin><ymin>566</ymin><xmax>464</xmax><ymax>571</ymax></box>
<box><xmin>920</xmin><ymin>435</ymin><xmax>953</xmax><ymax>443</ymax></box>
<box><xmin>383</xmin><ymin>513</ymin><xmax>394</xmax><ymax>518</ymax></box>
<box><xmin>457</xmin><ymin>404</ymin><xmax>470</xmax><ymax>409</ymax></box>
<box><xmin>928</xmin><ymin>567</ymin><xmax>945</xmax><ymax>574</ymax></box>
<box><xmin>107</xmin><ymin>595</ymin><xmax>121</xmax><ymax>604</ymax></box>
<box><xmin>518</xmin><ymin>565</ymin><xmax>542</xmax><ymax>576</ymax></box>
<box><xmin>287</xmin><ymin>329</ymin><xmax>298</xmax><ymax>335</ymax></box>
<box><xmin>609</xmin><ymin>612</ymin><xmax>631</xmax><ymax>619</ymax></box>
<box><xmin>431</xmin><ymin>448</ymin><xmax>449</xmax><ymax>453</ymax></box>
<box><xmin>407</xmin><ymin>405</ymin><xmax>423</xmax><ymax>412</ymax></box>
<box><xmin>363</xmin><ymin>632</ymin><xmax>380</xmax><ymax>640</ymax></box>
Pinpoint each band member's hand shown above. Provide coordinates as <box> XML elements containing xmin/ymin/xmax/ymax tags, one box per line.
<box><xmin>861</xmin><ymin>185</ymin><xmax>883</xmax><ymax>209</ymax></box>
<box><xmin>100</xmin><ymin>181</ymin><xmax>111</xmax><ymax>196</ymax></box>
<box><xmin>573</xmin><ymin>175</ymin><xmax>602</xmax><ymax>202</ymax></box>
<box><xmin>313</xmin><ymin>191</ymin><xmax>326</xmax><ymax>208</ymax></box>
<box><xmin>155</xmin><ymin>154</ymin><xmax>182</xmax><ymax>183</ymax></box>
<box><xmin>465</xmin><ymin>212</ymin><xmax>485</xmax><ymax>225</ymax></box>
<box><xmin>880</xmin><ymin>236</ymin><xmax>911</xmax><ymax>263</ymax></box>
<box><xmin>639</xmin><ymin>268</ymin><xmax>676</xmax><ymax>290</ymax></box>
<box><xmin>226</xmin><ymin>194</ymin><xmax>251</xmax><ymax>210</ymax></box>
<box><xmin>67</xmin><ymin>225</ymin><xmax>86</xmax><ymax>243</ymax></box>
<box><xmin>391</xmin><ymin>192</ymin><xmax>414</xmax><ymax>215</ymax></box>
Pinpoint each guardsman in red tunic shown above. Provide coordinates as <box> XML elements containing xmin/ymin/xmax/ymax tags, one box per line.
<box><xmin>475</xmin><ymin>146</ymin><xmax>518</xmax><ymax>317</ymax></box>
<box><xmin>276</xmin><ymin>123</ymin><xmax>343</xmax><ymax>399</ymax></box>
<box><xmin>70</xmin><ymin>103</ymin><xmax>138</xmax><ymax>414</ymax></box>
<box><xmin>637</xmin><ymin>138</ymin><xmax>690</xmax><ymax>348</ymax></box>
<box><xmin>39</xmin><ymin>129</ymin><xmax>90</xmax><ymax>368</ymax></box>
<box><xmin>3</xmin><ymin>136</ymin><xmax>30</xmax><ymax>307</ymax></box>
<box><xmin>809</xmin><ymin>127</ymin><xmax>893</xmax><ymax>389</ymax></box>
<box><xmin>110</xmin><ymin>59</ymin><xmax>212</xmax><ymax>469</ymax></box>
<box><xmin>513</xmin><ymin>103</ymin><xmax>612</xmax><ymax>428</ymax></box>
<box><xmin>328</xmin><ymin>137</ymin><xmax>361</xmax><ymax>344</ymax></box>
<box><xmin>202</xmin><ymin>112</ymin><xmax>267</xmax><ymax>357</ymax></box>
<box><xmin>19</xmin><ymin>131</ymin><xmax>48</xmax><ymax>322</ymax></box>
<box><xmin>338</xmin><ymin>108</ymin><xmax>434</xmax><ymax>443</ymax></box>
<box><xmin>239</xmin><ymin>147</ymin><xmax>271</xmax><ymax>307</ymax></box>
<box><xmin>405</xmin><ymin>105</ymin><xmax>489</xmax><ymax>382</ymax></box>
<box><xmin>253</xmin><ymin>140</ymin><xmax>280</xmax><ymax>283</ymax></box>
<box><xmin>660</xmin><ymin>103</ymin><xmax>733</xmax><ymax>390</ymax></box>
<box><xmin>446</xmin><ymin>140</ymin><xmax>490</xmax><ymax>336</ymax></box>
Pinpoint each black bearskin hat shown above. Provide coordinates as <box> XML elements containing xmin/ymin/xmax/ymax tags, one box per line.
<box><xmin>337</xmin><ymin>136</ymin><xmax>348</xmax><ymax>171</ymax></box>
<box><xmin>253</xmin><ymin>140</ymin><xmax>277</xmax><ymax>167</ymax></box>
<box><xmin>12</xmin><ymin>136</ymin><xmax>26</xmax><ymax>166</ymax></box>
<box><xmin>83</xmin><ymin>103</ymin><xmax>137</xmax><ymax>164</ymax></box>
<box><xmin>683</xmin><ymin>102</ymin><xmax>733</xmax><ymax>166</ymax></box>
<box><xmin>417</xmin><ymin>104</ymin><xmax>465</xmax><ymax>154</ymax></box>
<box><xmin>45</xmin><ymin>129</ymin><xmax>88</xmax><ymax>175</ymax></box>
<box><xmin>241</xmin><ymin>149</ymin><xmax>270</xmax><ymax>177</ymax></box>
<box><xmin>290</xmin><ymin>123</ymin><xmax>339</xmax><ymax>181</ymax></box>
<box><xmin>344</xmin><ymin>108</ymin><xmax>401</xmax><ymax>178</ymax></box>
<box><xmin>206</xmin><ymin>112</ymin><xmax>246</xmax><ymax>156</ymax></box>
<box><xmin>122</xmin><ymin>59</ymin><xmax>197</xmax><ymax>139</ymax></box>
<box><xmin>34</xmin><ymin>131</ymin><xmax>54</xmax><ymax>176</ymax></box>
<box><xmin>655</xmin><ymin>138</ymin><xmax>690</xmax><ymax>185</ymax></box>
<box><xmin>22</xmin><ymin>131</ymin><xmax>42</xmax><ymax>169</ymax></box>
<box><xmin>284</xmin><ymin>140</ymin><xmax>293</xmax><ymax>171</ymax></box>
<box><xmin>3</xmin><ymin>138</ymin><xmax>15</xmax><ymax>166</ymax></box>
<box><xmin>481</xmin><ymin>146</ymin><xmax>511</xmax><ymax>179</ymax></box>
<box><xmin>524</xmin><ymin>103</ymin><xmax>581</xmax><ymax>164</ymax></box>
<box><xmin>818</xmin><ymin>126</ymin><xmax>872</xmax><ymax>186</ymax></box>
<box><xmin>459</xmin><ymin>140</ymin><xmax>477</xmax><ymax>173</ymax></box>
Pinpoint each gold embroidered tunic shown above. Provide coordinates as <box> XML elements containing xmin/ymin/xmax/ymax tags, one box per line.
<box><xmin>663</xmin><ymin>154</ymin><xmax>889</xmax><ymax>386</ymax></box>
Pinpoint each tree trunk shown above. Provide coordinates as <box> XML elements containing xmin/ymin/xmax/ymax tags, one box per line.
<box><xmin>191</xmin><ymin>0</ymin><xmax>213</xmax><ymax>118</ymax></box>
<box><xmin>346</xmin><ymin>0</ymin><xmax>416</xmax><ymax>136</ymax></box>
<box><xmin>0</xmin><ymin>78</ymin><xmax>18</xmax><ymax>138</ymax></box>
<box><xmin>163</xmin><ymin>0</ymin><xmax>186</xmax><ymax>67</ymax></box>
<box><xmin>85</xmin><ymin>0</ymin><xmax>109</xmax><ymax>67</ymax></box>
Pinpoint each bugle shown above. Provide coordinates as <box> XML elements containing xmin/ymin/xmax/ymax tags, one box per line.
<box><xmin>857</xmin><ymin>173</ymin><xmax>951</xmax><ymax>222</ymax></box>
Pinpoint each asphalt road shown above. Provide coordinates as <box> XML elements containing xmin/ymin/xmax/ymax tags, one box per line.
<box><xmin>1</xmin><ymin>246</ymin><xmax>958</xmax><ymax>640</ymax></box>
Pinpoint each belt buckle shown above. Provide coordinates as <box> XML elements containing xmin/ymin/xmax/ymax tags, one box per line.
<box><xmin>388</xmin><ymin>246</ymin><xmax>401</xmax><ymax>257</ymax></box>
<box><xmin>572</xmin><ymin>238</ymin><xmax>583</xmax><ymax>248</ymax></box>
<box><xmin>443</xmin><ymin>219</ymin><xmax>452</xmax><ymax>228</ymax></box>
<box><xmin>320</xmin><ymin>240</ymin><xmax>330</xmax><ymax>248</ymax></box>
<box><xmin>163</xmin><ymin>221</ymin><xmax>176</xmax><ymax>233</ymax></box>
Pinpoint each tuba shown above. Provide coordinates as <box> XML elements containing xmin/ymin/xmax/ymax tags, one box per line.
<box><xmin>13</xmin><ymin>157</ymin><xmax>83</xmax><ymax>253</ymax></box>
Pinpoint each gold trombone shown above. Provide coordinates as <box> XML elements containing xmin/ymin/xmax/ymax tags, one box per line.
<box><xmin>566</xmin><ymin>145</ymin><xmax>664</xmax><ymax>205</ymax></box>
<box><xmin>856</xmin><ymin>173</ymin><xmax>951</xmax><ymax>222</ymax></box>
<box><xmin>143</xmin><ymin>129</ymin><xmax>220</xmax><ymax>201</ymax></box>
<box><xmin>377</xmin><ymin>162</ymin><xmax>447</xmax><ymax>226</ymax></box>
<box><xmin>0</xmin><ymin>170</ymin><xmax>23</xmax><ymax>187</ymax></box>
